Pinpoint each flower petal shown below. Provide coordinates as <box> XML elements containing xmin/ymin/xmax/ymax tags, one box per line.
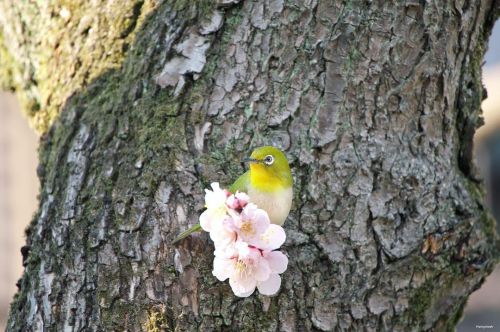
<box><xmin>210</xmin><ymin>225</ymin><xmax>236</xmax><ymax>251</ymax></box>
<box><xmin>226</xmin><ymin>194</ymin><xmax>239</xmax><ymax>209</ymax></box>
<box><xmin>237</xmin><ymin>204</ymin><xmax>271</xmax><ymax>246</ymax></box>
<box><xmin>264</xmin><ymin>251</ymin><xmax>288</xmax><ymax>274</ymax></box>
<box><xmin>233</xmin><ymin>287</ymin><xmax>255</xmax><ymax>298</ymax></box>
<box><xmin>252</xmin><ymin>209</ymin><xmax>271</xmax><ymax>234</ymax></box>
<box><xmin>199</xmin><ymin>210</ymin><xmax>212</xmax><ymax>232</ymax></box>
<box><xmin>235</xmin><ymin>192</ymin><xmax>249</xmax><ymax>207</ymax></box>
<box><xmin>213</xmin><ymin>256</ymin><xmax>235</xmax><ymax>281</ymax></box>
<box><xmin>257</xmin><ymin>274</ymin><xmax>281</xmax><ymax>296</ymax></box>
<box><xmin>234</xmin><ymin>240</ymin><xmax>251</xmax><ymax>256</ymax></box>
<box><xmin>213</xmin><ymin>236</ymin><xmax>240</xmax><ymax>258</ymax></box>
<box><xmin>240</xmin><ymin>203</ymin><xmax>258</xmax><ymax>218</ymax></box>
<box><xmin>258</xmin><ymin>224</ymin><xmax>286</xmax><ymax>250</ymax></box>
<box><xmin>253</xmin><ymin>257</ymin><xmax>271</xmax><ymax>282</ymax></box>
<box><xmin>204</xmin><ymin>182</ymin><xmax>227</xmax><ymax>210</ymax></box>
<box><xmin>229</xmin><ymin>275</ymin><xmax>257</xmax><ymax>296</ymax></box>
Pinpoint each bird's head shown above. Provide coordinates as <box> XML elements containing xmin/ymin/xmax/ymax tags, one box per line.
<box><xmin>244</xmin><ymin>146</ymin><xmax>293</xmax><ymax>192</ymax></box>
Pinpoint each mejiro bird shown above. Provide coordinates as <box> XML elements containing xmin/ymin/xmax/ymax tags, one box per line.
<box><xmin>230</xmin><ymin>146</ymin><xmax>293</xmax><ymax>225</ymax></box>
<box><xmin>173</xmin><ymin>146</ymin><xmax>293</xmax><ymax>243</ymax></box>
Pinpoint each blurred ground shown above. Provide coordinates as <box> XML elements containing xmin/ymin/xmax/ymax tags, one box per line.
<box><xmin>458</xmin><ymin>21</ymin><xmax>500</xmax><ymax>332</ymax></box>
<box><xmin>458</xmin><ymin>266</ymin><xmax>500</xmax><ymax>332</ymax></box>
<box><xmin>0</xmin><ymin>92</ymin><xmax>38</xmax><ymax>329</ymax></box>
<box><xmin>0</xmin><ymin>19</ymin><xmax>498</xmax><ymax>332</ymax></box>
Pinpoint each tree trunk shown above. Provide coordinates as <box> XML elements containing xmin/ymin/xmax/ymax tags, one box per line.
<box><xmin>1</xmin><ymin>0</ymin><xmax>499</xmax><ymax>331</ymax></box>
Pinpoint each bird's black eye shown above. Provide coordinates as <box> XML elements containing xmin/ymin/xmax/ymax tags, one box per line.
<box><xmin>264</xmin><ymin>155</ymin><xmax>274</xmax><ymax>165</ymax></box>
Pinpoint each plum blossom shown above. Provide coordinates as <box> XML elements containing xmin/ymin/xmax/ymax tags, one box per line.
<box><xmin>199</xmin><ymin>183</ymin><xmax>289</xmax><ymax>297</ymax></box>
<box><xmin>199</xmin><ymin>182</ymin><xmax>229</xmax><ymax>232</ymax></box>
<box><xmin>228</xmin><ymin>203</ymin><xmax>271</xmax><ymax>247</ymax></box>
<box><xmin>213</xmin><ymin>243</ymin><xmax>288</xmax><ymax>297</ymax></box>
<box><xmin>226</xmin><ymin>191</ymin><xmax>249</xmax><ymax>210</ymax></box>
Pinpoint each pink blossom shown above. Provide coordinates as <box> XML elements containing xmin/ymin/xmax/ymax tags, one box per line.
<box><xmin>200</xmin><ymin>183</ymin><xmax>289</xmax><ymax>297</ymax></box>
<box><xmin>209</xmin><ymin>216</ymin><xmax>237</xmax><ymax>251</ymax></box>
<box><xmin>213</xmin><ymin>244</ymin><xmax>288</xmax><ymax>297</ymax></box>
<box><xmin>229</xmin><ymin>203</ymin><xmax>271</xmax><ymax>247</ymax></box>
<box><xmin>200</xmin><ymin>183</ymin><xmax>229</xmax><ymax>232</ymax></box>
<box><xmin>225</xmin><ymin>191</ymin><xmax>250</xmax><ymax>210</ymax></box>
<box><xmin>234</xmin><ymin>191</ymin><xmax>250</xmax><ymax>207</ymax></box>
<box><xmin>225</xmin><ymin>195</ymin><xmax>239</xmax><ymax>210</ymax></box>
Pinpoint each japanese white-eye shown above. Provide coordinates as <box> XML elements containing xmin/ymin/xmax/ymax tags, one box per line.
<box><xmin>173</xmin><ymin>146</ymin><xmax>293</xmax><ymax>243</ymax></box>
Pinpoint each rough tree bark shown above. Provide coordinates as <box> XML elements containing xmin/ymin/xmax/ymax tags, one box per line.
<box><xmin>1</xmin><ymin>0</ymin><xmax>499</xmax><ymax>331</ymax></box>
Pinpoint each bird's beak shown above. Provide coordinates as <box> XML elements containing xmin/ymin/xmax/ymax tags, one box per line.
<box><xmin>242</xmin><ymin>157</ymin><xmax>259</xmax><ymax>163</ymax></box>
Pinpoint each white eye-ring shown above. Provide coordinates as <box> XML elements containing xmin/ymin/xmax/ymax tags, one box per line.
<box><xmin>264</xmin><ymin>155</ymin><xmax>274</xmax><ymax>165</ymax></box>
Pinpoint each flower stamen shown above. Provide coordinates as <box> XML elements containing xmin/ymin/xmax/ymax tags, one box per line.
<box><xmin>240</xmin><ymin>221</ymin><xmax>254</xmax><ymax>236</ymax></box>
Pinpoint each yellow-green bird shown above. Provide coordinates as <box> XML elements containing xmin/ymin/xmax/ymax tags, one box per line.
<box><xmin>173</xmin><ymin>146</ymin><xmax>293</xmax><ymax>243</ymax></box>
<box><xmin>230</xmin><ymin>146</ymin><xmax>293</xmax><ymax>225</ymax></box>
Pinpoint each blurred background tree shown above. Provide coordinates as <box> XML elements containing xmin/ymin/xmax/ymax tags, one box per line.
<box><xmin>0</xmin><ymin>1</ymin><xmax>499</xmax><ymax>331</ymax></box>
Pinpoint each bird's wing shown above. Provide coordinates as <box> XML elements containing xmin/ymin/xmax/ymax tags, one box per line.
<box><xmin>229</xmin><ymin>170</ymin><xmax>250</xmax><ymax>193</ymax></box>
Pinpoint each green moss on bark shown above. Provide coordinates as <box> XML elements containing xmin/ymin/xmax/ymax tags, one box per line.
<box><xmin>0</xmin><ymin>0</ymin><xmax>160</xmax><ymax>134</ymax></box>
<box><xmin>144</xmin><ymin>306</ymin><xmax>172</xmax><ymax>332</ymax></box>
<box><xmin>0</xmin><ymin>31</ymin><xmax>15</xmax><ymax>90</ymax></box>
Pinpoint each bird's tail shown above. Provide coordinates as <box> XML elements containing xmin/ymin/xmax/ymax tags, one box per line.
<box><xmin>171</xmin><ymin>223</ymin><xmax>202</xmax><ymax>244</ymax></box>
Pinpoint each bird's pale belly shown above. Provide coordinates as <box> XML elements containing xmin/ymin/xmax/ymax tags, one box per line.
<box><xmin>248</xmin><ymin>187</ymin><xmax>293</xmax><ymax>226</ymax></box>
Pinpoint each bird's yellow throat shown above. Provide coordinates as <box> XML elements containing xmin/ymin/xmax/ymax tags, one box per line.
<box><xmin>249</xmin><ymin>163</ymin><xmax>292</xmax><ymax>193</ymax></box>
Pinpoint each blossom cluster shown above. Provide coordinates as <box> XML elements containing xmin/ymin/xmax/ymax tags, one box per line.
<box><xmin>200</xmin><ymin>183</ymin><xmax>288</xmax><ymax>297</ymax></box>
